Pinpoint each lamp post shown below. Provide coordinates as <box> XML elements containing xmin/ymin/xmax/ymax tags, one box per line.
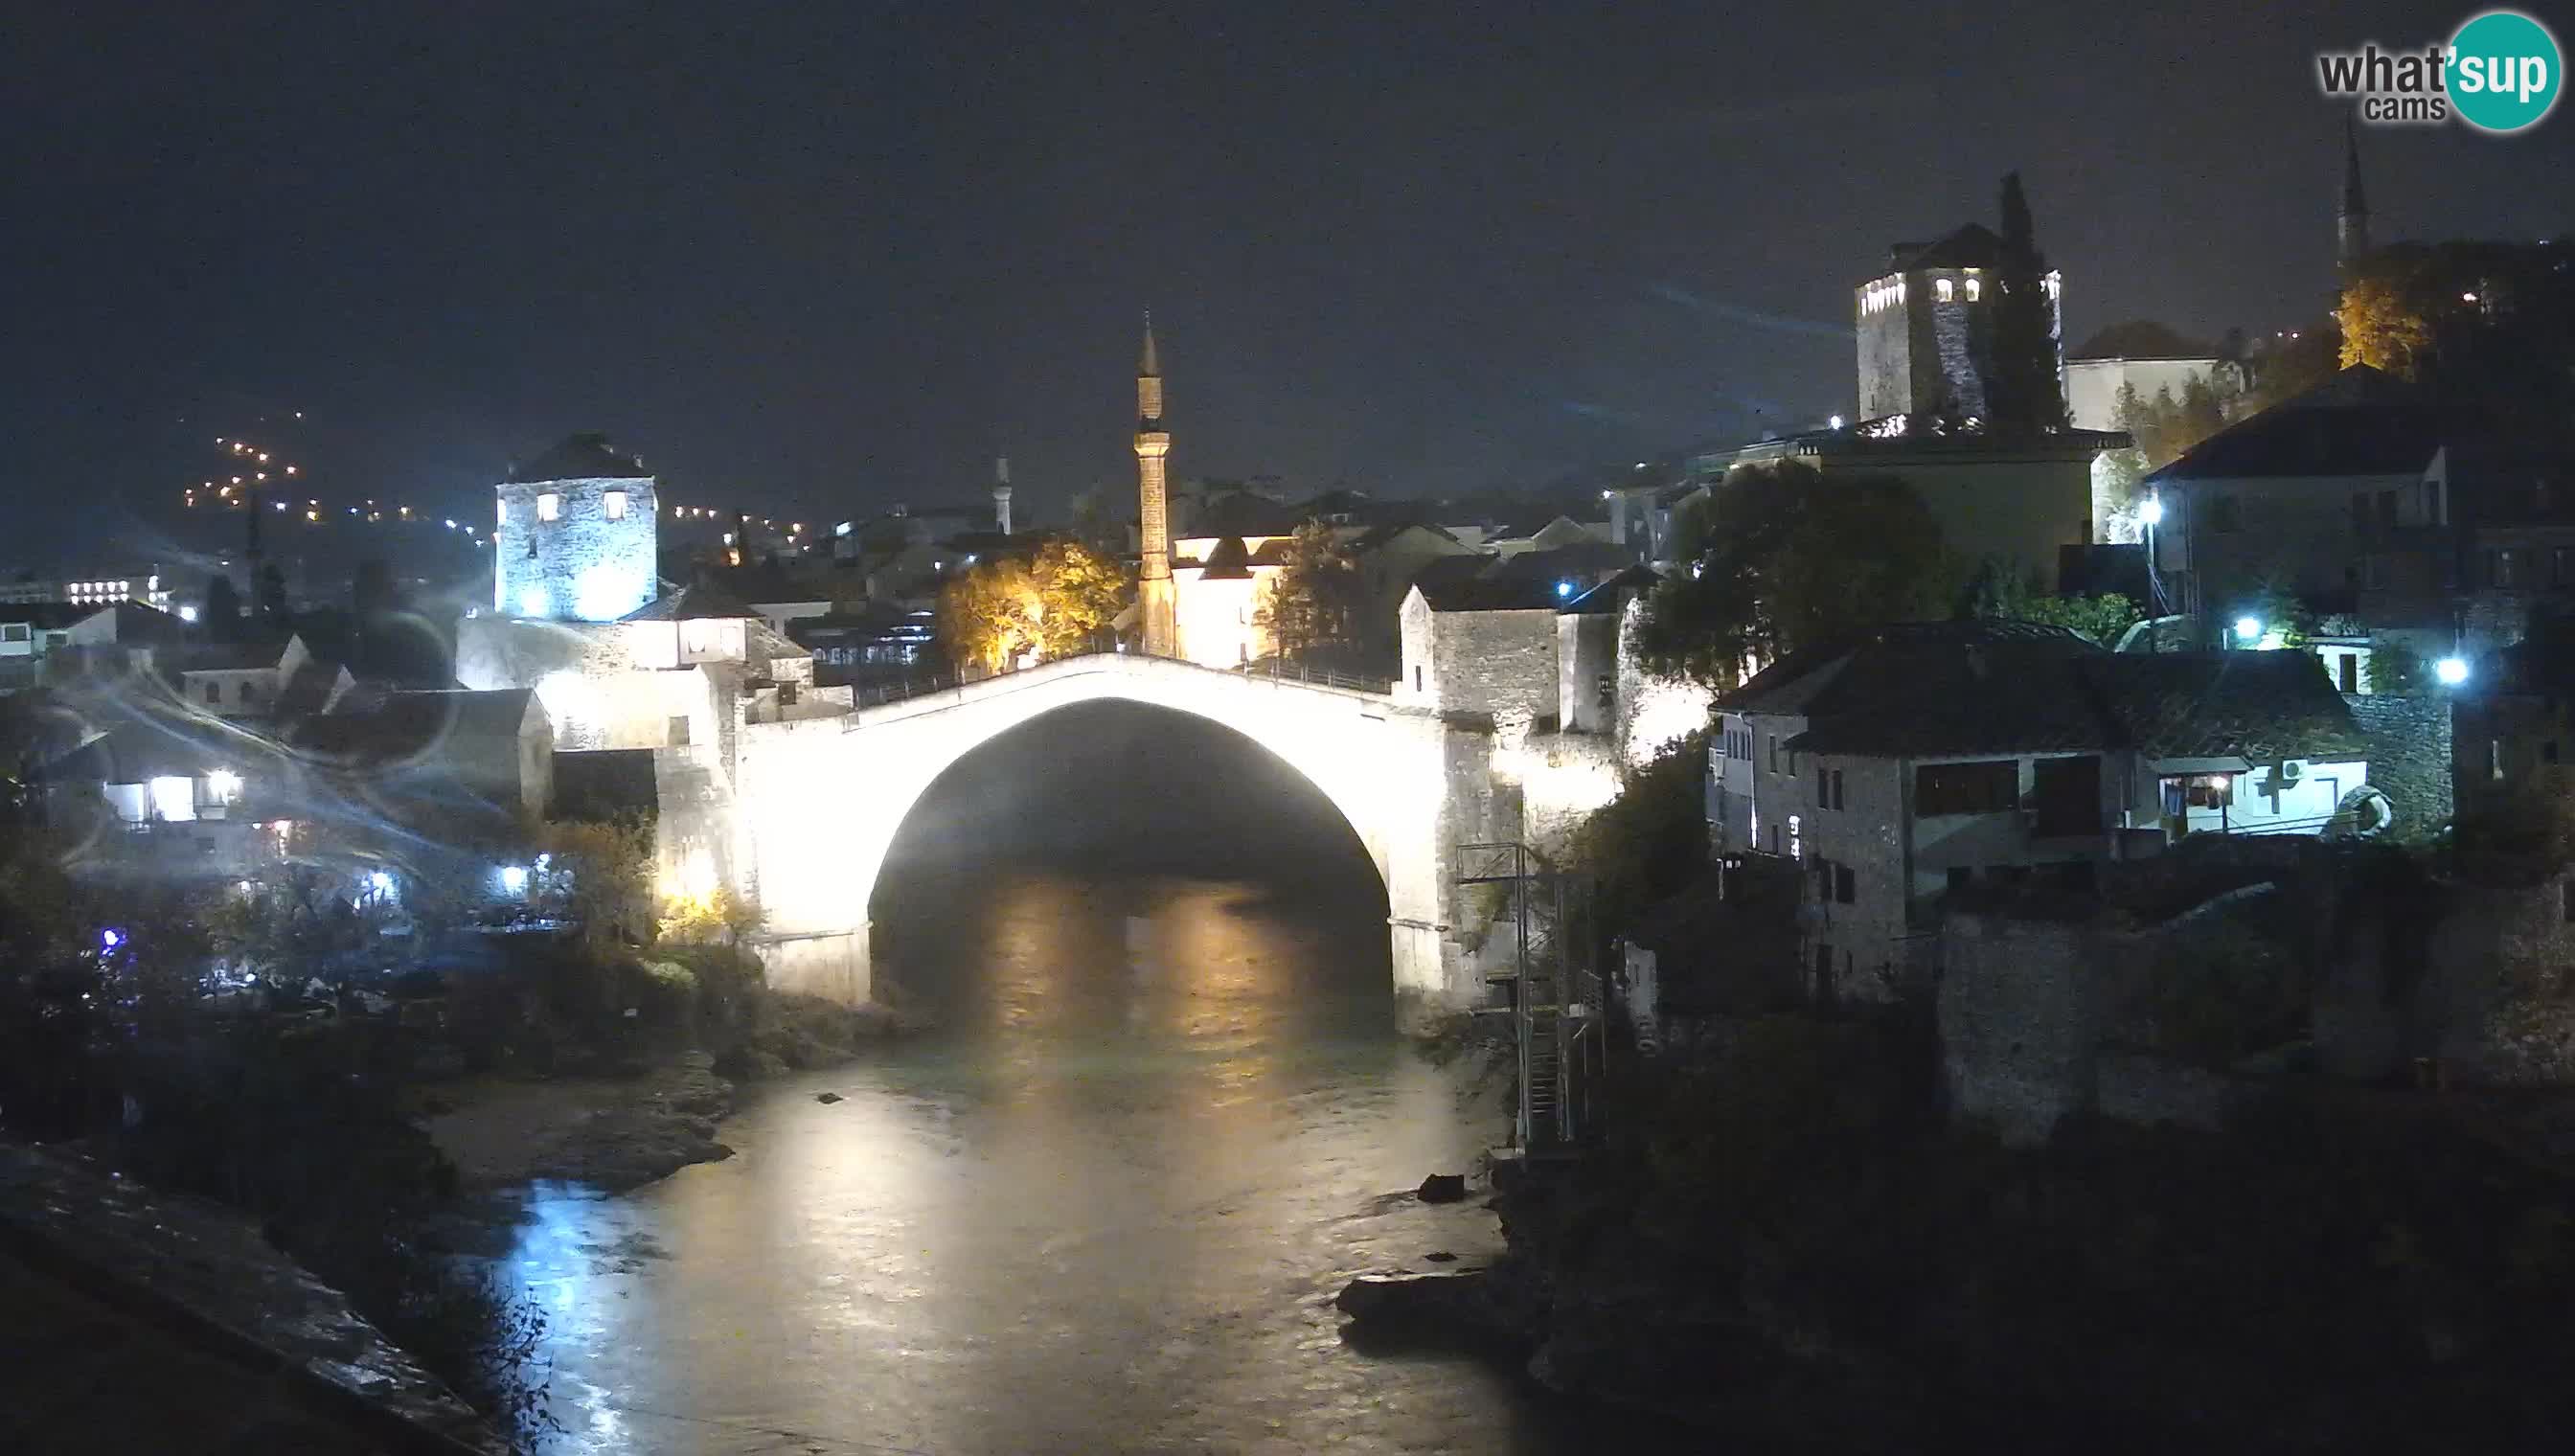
<box><xmin>2140</xmin><ymin>494</ymin><xmax>2165</xmax><ymax>649</ymax></box>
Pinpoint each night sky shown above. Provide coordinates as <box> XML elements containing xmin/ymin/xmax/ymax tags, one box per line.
<box><xmin>7</xmin><ymin>1</ymin><xmax>2571</xmax><ymax>557</ymax></box>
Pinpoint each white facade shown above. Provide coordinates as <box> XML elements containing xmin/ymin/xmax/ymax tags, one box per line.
<box><xmin>2063</xmin><ymin>356</ymin><xmax>2234</xmax><ymax>433</ymax></box>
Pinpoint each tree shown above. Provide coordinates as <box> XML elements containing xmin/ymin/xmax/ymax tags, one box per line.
<box><xmin>201</xmin><ymin>574</ymin><xmax>242</xmax><ymax>640</ymax></box>
<box><xmin>2337</xmin><ymin>274</ymin><xmax>2434</xmax><ymax>377</ymax></box>
<box><xmin>1254</xmin><ymin>521</ymin><xmax>1362</xmax><ymax>663</ymax></box>
<box><xmin>1631</xmin><ymin>462</ymin><xmax>1954</xmax><ymax>690</ymax></box>
<box><xmin>2364</xmin><ymin>636</ymin><xmax>2427</xmax><ymax>695</ymax></box>
<box><xmin>1028</xmin><ymin>539</ymin><xmax>1126</xmax><ymax>659</ymax></box>
<box><xmin>1967</xmin><ymin>568</ymin><xmax>2143</xmax><ymax>646</ymax></box>
<box><xmin>1984</xmin><ymin>172</ymin><xmax>2068</xmax><ymax>431</ymax></box>
<box><xmin>935</xmin><ymin>538</ymin><xmax>1128</xmax><ymax>673</ymax></box>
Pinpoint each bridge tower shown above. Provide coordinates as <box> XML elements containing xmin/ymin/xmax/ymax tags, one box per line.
<box><xmin>1134</xmin><ymin>315</ymin><xmax>1178</xmax><ymax>657</ymax></box>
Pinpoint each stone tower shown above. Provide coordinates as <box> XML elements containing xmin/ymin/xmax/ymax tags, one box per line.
<box><xmin>992</xmin><ymin>455</ymin><xmax>1014</xmax><ymax>536</ymax></box>
<box><xmin>1854</xmin><ymin>225</ymin><xmax>2059</xmax><ymax>422</ymax></box>
<box><xmin>493</xmin><ymin>431</ymin><xmax>658</xmax><ymax>622</ymax></box>
<box><xmin>1134</xmin><ymin>316</ymin><xmax>1177</xmax><ymax>657</ymax></box>
<box><xmin>2337</xmin><ymin>119</ymin><xmax>2372</xmax><ymax>266</ymax></box>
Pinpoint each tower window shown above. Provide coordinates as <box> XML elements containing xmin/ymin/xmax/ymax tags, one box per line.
<box><xmin>497</xmin><ymin>499</ymin><xmax>508</xmax><ymax>526</ymax></box>
<box><xmin>1965</xmin><ymin>278</ymin><xmax>1981</xmax><ymax>302</ymax></box>
<box><xmin>604</xmin><ymin>489</ymin><xmax>628</xmax><ymax>521</ymax></box>
<box><xmin>537</xmin><ymin>492</ymin><xmax>562</xmax><ymax>522</ymax></box>
<box><xmin>1936</xmin><ymin>278</ymin><xmax>1954</xmax><ymax>303</ymax></box>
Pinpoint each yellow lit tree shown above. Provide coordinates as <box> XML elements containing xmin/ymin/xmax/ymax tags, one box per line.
<box><xmin>936</xmin><ymin>539</ymin><xmax>1128</xmax><ymax>672</ymax></box>
<box><xmin>2336</xmin><ymin>275</ymin><xmax>2433</xmax><ymax>377</ymax></box>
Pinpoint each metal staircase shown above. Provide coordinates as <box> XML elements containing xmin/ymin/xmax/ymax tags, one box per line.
<box><xmin>1458</xmin><ymin>842</ymin><xmax>1602</xmax><ymax>1154</ymax></box>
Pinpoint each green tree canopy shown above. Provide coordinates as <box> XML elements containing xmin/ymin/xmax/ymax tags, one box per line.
<box><xmin>1630</xmin><ymin>462</ymin><xmax>1954</xmax><ymax>690</ymax></box>
<box><xmin>1254</xmin><ymin>520</ymin><xmax>1362</xmax><ymax>664</ymax></box>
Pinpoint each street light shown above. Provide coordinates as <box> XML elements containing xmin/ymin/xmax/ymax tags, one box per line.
<box><xmin>2235</xmin><ymin>616</ymin><xmax>2264</xmax><ymax>644</ymax></box>
<box><xmin>2139</xmin><ymin>495</ymin><xmax>2164</xmax><ymax>527</ymax></box>
<box><xmin>2435</xmin><ymin>655</ymin><xmax>2471</xmax><ymax>686</ymax></box>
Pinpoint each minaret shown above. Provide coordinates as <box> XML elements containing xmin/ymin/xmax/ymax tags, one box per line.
<box><xmin>992</xmin><ymin>455</ymin><xmax>1014</xmax><ymax>535</ymax></box>
<box><xmin>1134</xmin><ymin>314</ymin><xmax>1177</xmax><ymax>657</ymax></box>
<box><xmin>2337</xmin><ymin>118</ymin><xmax>2371</xmax><ymax>266</ymax></box>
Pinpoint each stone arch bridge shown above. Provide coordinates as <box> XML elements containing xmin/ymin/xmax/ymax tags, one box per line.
<box><xmin>723</xmin><ymin>652</ymin><xmax>1615</xmax><ymax>1025</ymax></box>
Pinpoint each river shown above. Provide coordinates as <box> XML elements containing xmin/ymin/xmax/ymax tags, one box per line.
<box><xmin>493</xmin><ymin>704</ymin><xmax>1699</xmax><ymax>1454</ymax></box>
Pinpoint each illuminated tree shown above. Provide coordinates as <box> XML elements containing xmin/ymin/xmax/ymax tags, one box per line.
<box><xmin>1254</xmin><ymin>521</ymin><xmax>1361</xmax><ymax>663</ymax></box>
<box><xmin>2337</xmin><ymin>274</ymin><xmax>2434</xmax><ymax>376</ymax></box>
<box><xmin>937</xmin><ymin>539</ymin><xmax>1128</xmax><ymax>672</ymax></box>
<box><xmin>937</xmin><ymin>557</ymin><xmax>1042</xmax><ymax>673</ymax></box>
<box><xmin>1027</xmin><ymin>538</ymin><xmax>1127</xmax><ymax>659</ymax></box>
<box><xmin>1632</xmin><ymin>462</ymin><xmax>1954</xmax><ymax>690</ymax></box>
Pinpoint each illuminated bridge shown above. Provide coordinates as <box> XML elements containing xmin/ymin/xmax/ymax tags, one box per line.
<box><xmin>729</xmin><ymin>651</ymin><xmax>1536</xmax><ymax>1025</ymax></box>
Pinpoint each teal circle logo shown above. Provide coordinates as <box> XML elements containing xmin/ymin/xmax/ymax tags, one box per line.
<box><xmin>2450</xmin><ymin>10</ymin><xmax>2562</xmax><ymax>133</ymax></box>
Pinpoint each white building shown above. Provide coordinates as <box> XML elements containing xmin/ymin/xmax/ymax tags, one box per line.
<box><xmin>1713</xmin><ymin>622</ymin><xmax>2370</xmax><ymax>1002</ymax></box>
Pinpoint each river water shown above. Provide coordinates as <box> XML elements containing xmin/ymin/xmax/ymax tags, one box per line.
<box><xmin>496</xmin><ymin>705</ymin><xmax>1698</xmax><ymax>1454</ymax></box>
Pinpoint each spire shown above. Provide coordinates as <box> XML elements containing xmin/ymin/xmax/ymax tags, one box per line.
<box><xmin>1139</xmin><ymin>310</ymin><xmax>1161</xmax><ymax>378</ymax></box>
<box><xmin>2337</xmin><ymin>119</ymin><xmax>2371</xmax><ymax>264</ymax></box>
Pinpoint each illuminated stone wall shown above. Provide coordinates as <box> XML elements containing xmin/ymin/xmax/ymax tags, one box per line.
<box><xmin>493</xmin><ymin>474</ymin><xmax>659</xmax><ymax>623</ymax></box>
<box><xmin>730</xmin><ymin>653</ymin><xmax>1515</xmax><ymax>1025</ymax></box>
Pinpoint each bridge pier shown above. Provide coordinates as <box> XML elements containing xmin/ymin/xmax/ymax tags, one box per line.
<box><xmin>753</xmin><ymin>925</ymin><xmax>872</xmax><ymax>1005</ymax></box>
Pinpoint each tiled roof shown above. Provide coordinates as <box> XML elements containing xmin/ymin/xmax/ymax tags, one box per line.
<box><xmin>1742</xmin><ymin>626</ymin><xmax>2365</xmax><ymax>764</ymax></box>
<box><xmin>509</xmin><ymin>432</ymin><xmax>650</xmax><ymax>483</ymax></box>
<box><xmin>2143</xmin><ymin>367</ymin><xmax>2469</xmax><ymax>482</ymax></box>
<box><xmin>292</xmin><ymin>689</ymin><xmax>538</xmax><ymax>764</ymax></box>
<box><xmin>2082</xmin><ymin>652</ymin><xmax>2368</xmax><ymax>762</ymax></box>
<box><xmin>1885</xmin><ymin>223</ymin><xmax>2005</xmax><ymax>273</ymax></box>
<box><xmin>1415</xmin><ymin>574</ymin><xmax>1561</xmax><ymax>612</ymax></box>
<box><xmin>620</xmin><ymin>582</ymin><xmax>759</xmax><ymax>622</ymax></box>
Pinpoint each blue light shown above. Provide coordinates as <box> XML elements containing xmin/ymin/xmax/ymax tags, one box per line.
<box><xmin>1556</xmin><ymin>580</ymin><xmax>1574</xmax><ymax>599</ymax></box>
<box><xmin>101</xmin><ymin>927</ymin><xmax>123</xmax><ymax>950</ymax></box>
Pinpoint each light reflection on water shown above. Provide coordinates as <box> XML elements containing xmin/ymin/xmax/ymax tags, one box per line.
<box><xmin>496</xmin><ymin>868</ymin><xmax>1692</xmax><ymax>1455</ymax></box>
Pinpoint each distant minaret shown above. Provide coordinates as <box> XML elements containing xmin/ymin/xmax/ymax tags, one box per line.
<box><xmin>992</xmin><ymin>455</ymin><xmax>1014</xmax><ymax>535</ymax></box>
<box><xmin>2337</xmin><ymin>118</ymin><xmax>2371</xmax><ymax>266</ymax></box>
<box><xmin>1134</xmin><ymin>314</ymin><xmax>1177</xmax><ymax>657</ymax></box>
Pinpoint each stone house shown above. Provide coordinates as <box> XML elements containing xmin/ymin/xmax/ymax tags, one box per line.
<box><xmin>1713</xmin><ymin>622</ymin><xmax>2370</xmax><ymax>1002</ymax></box>
<box><xmin>493</xmin><ymin>432</ymin><xmax>658</xmax><ymax>623</ymax></box>
<box><xmin>1396</xmin><ymin>576</ymin><xmax>1561</xmax><ymax>727</ymax></box>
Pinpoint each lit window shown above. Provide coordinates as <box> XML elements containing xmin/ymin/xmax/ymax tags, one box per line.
<box><xmin>1966</xmin><ymin>278</ymin><xmax>1981</xmax><ymax>302</ymax></box>
<box><xmin>497</xmin><ymin>499</ymin><xmax>508</xmax><ymax>526</ymax></box>
<box><xmin>537</xmin><ymin>492</ymin><xmax>562</xmax><ymax>522</ymax></box>
<box><xmin>604</xmin><ymin>489</ymin><xmax>628</xmax><ymax>521</ymax></box>
<box><xmin>1936</xmin><ymin>278</ymin><xmax>1954</xmax><ymax>303</ymax></box>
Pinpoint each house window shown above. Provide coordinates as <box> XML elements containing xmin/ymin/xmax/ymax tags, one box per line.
<box><xmin>239</xmin><ymin>682</ymin><xmax>261</xmax><ymax>704</ymax></box>
<box><xmin>2492</xmin><ymin>547</ymin><xmax>2519</xmax><ymax>588</ymax></box>
<box><xmin>2363</xmin><ymin>555</ymin><xmax>2389</xmax><ymax>590</ymax></box>
<box><xmin>1817</xmin><ymin>765</ymin><xmax>1828</xmax><ymax>806</ymax></box>
<box><xmin>0</xmin><ymin>624</ymin><xmax>25</xmax><ymax>643</ymax></box>
<box><xmin>604</xmin><ymin>489</ymin><xmax>628</xmax><ymax>520</ymax></box>
<box><xmin>669</xmin><ymin>715</ymin><xmax>691</xmax><ymax>746</ymax></box>
<box><xmin>1913</xmin><ymin>760</ymin><xmax>2018</xmax><ymax>816</ymax></box>
<box><xmin>1964</xmin><ymin>277</ymin><xmax>1981</xmax><ymax>302</ymax></box>
<box><xmin>1413</xmin><ymin>666</ymin><xmax>1424</xmax><ymax>693</ymax></box>
<box><xmin>2492</xmin><ymin>739</ymin><xmax>2505</xmax><ymax>782</ymax></box>
<box><xmin>1834</xmin><ymin>863</ymin><xmax>1855</xmax><ymax>904</ymax></box>
<box><xmin>537</xmin><ymin>492</ymin><xmax>562</xmax><ymax>522</ymax></box>
<box><xmin>497</xmin><ymin>499</ymin><xmax>508</xmax><ymax>526</ymax></box>
<box><xmin>1767</xmin><ymin>736</ymin><xmax>1778</xmax><ymax>773</ymax></box>
<box><xmin>2337</xmin><ymin>652</ymin><xmax>2359</xmax><ymax>694</ymax></box>
<box><xmin>2161</xmin><ymin>773</ymin><xmax>2235</xmax><ymax>810</ymax></box>
<box><xmin>203</xmin><ymin>683</ymin><xmax>220</xmax><ymax>705</ymax></box>
<box><xmin>1787</xmin><ymin>814</ymin><xmax>1802</xmax><ymax>860</ymax></box>
<box><xmin>1936</xmin><ymin>277</ymin><xmax>1954</xmax><ymax>303</ymax></box>
<box><xmin>2564</xmin><ymin>878</ymin><xmax>2575</xmax><ymax>924</ymax></box>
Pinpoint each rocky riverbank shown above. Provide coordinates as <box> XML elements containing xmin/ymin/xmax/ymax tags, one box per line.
<box><xmin>422</xmin><ymin>1051</ymin><xmax>740</xmax><ymax>1195</ymax></box>
<box><xmin>1340</xmin><ymin>1013</ymin><xmax>2575</xmax><ymax>1448</ymax></box>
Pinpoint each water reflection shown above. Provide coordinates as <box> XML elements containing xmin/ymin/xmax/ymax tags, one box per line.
<box><xmin>498</xmin><ymin>867</ymin><xmax>1683</xmax><ymax>1454</ymax></box>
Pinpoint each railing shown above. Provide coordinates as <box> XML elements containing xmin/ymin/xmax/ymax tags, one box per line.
<box><xmin>841</xmin><ymin>648</ymin><xmax>1394</xmax><ymax>711</ymax></box>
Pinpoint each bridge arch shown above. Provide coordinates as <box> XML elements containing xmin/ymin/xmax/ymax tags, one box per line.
<box><xmin>730</xmin><ymin>654</ymin><xmax>1470</xmax><ymax>1022</ymax></box>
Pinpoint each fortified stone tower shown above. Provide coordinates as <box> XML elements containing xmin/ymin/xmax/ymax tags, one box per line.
<box><xmin>1134</xmin><ymin>317</ymin><xmax>1177</xmax><ymax>656</ymax></box>
<box><xmin>494</xmin><ymin>432</ymin><xmax>658</xmax><ymax>622</ymax></box>
<box><xmin>1854</xmin><ymin>225</ymin><xmax>2063</xmax><ymax>422</ymax></box>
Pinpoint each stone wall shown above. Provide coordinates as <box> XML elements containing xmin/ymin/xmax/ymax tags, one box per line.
<box><xmin>2414</xmin><ymin>875</ymin><xmax>2575</xmax><ymax>1085</ymax></box>
<box><xmin>1428</xmin><ymin>607</ymin><xmax>1560</xmax><ymax>727</ymax></box>
<box><xmin>2343</xmin><ymin>691</ymin><xmax>2451</xmax><ymax>830</ymax></box>
<box><xmin>1937</xmin><ymin>911</ymin><xmax>2104</xmax><ymax>1146</ymax></box>
<box><xmin>493</xmin><ymin>474</ymin><xmax>658</xmax><ymax>622</ymax></box>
